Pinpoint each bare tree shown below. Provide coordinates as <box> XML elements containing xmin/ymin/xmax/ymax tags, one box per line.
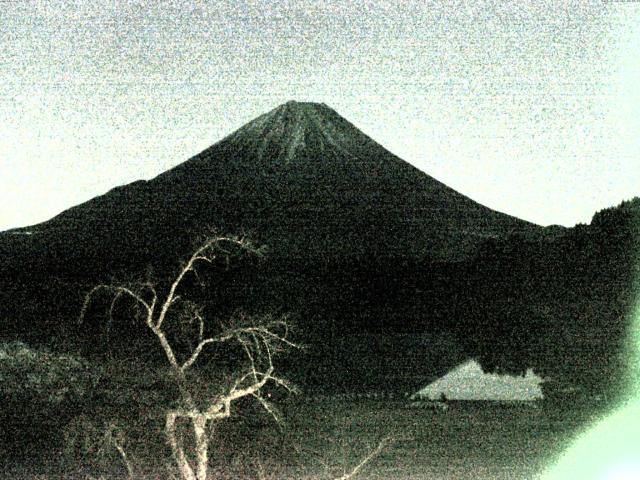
<box><xmin>79</xmin><ymin>235</ymin><xmax>298</xmax><ymax>480</ymax></box>
<box><xmin>297</xmin><ymin>435</ymin><xmax>393</xmax><ymax>480</ymax></box>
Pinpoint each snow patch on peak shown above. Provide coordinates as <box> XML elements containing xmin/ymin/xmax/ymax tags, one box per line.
<box><xmin>217</xmin><ymin>100</ymin><xmax>379</xmax><ymax>167</ymax></box>
<box><xmin>283</xmin><ymin>109</ymin><xmax>307</xmax><ymax>164</ymax></box>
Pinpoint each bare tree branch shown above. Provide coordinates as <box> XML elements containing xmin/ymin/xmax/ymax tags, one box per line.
<box><xmin>179</xmin><ymin>336</ymin><xmax>230</xmax><ymax>373</ymax></box>
<box><xmin>107</xmin><ymin>291</ymin><xmax>123</xmax><ymax>333</ymax></box>
<box><xmin>333</xmin><ymin>437</ymin><xmax>392</xmax><ymax>480</ymax></box>
<box><xmin>251</xmin><ymin>392</ymin><xmax>281</xmax><ymax>423</ymax></box>
<box><xmin>166</xmin><ymin>412</ymin><xmax>197</xmax><ymax>480</ymax></box>
<box><xmin>79</xmin><ymin>233</ymin><xmax>296</xmax><ymax>480</ymax></box>
<box><xmin>155</xmin><ymin>235</ymin><xmax>253</xmax><ymax>330</ymax></box>
<box><xmin>79</xmin><ymin>284</ymin><xmax>153</xmax><ymax>326</ymax></box>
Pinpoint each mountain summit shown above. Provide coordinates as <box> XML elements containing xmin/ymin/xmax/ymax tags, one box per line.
<box><xmin>220</xmin><ymin>100</ymin><xmax>391</xmax><ymax>166</ymax></box>
<box><xmin>142</xmin><ymin>101</ymin><xmax>539</xmax><ymax>263</ymax></box>
<box><xmin>224</xmin><ymin>101</ymin><xmax>343</xmax><ymax>160</ymax></box>
<box><xmin>5</xmin><ymin>101</ymin><xmax>539</xmax><ymax>270</ymax></box>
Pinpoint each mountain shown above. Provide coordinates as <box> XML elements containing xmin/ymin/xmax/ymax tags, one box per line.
<box><xmin>3</xmin><ymin>101</ymin><xmax>538</xmax><ymax>272</ymax></box>
<box><xmin>7</xmin><ymin>101</ymin><xmax>635</xmax><ymax>397</ymax></box>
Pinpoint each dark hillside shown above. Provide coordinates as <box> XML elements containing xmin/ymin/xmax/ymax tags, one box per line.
<box><xmin>454</xmin><ymin>198</ymin><xmax>640</xmax><ymax>402</ymax></box>
<box><xmin>0</xmin><ymin>103</ymin><xmax>636</xmax><ymax>397</ymax></box>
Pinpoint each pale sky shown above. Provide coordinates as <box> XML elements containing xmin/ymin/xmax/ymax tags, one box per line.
<box><xmin>1</xmin><ymin>0</ymin><xmax>640</xmax><ymax>231</ymax></box>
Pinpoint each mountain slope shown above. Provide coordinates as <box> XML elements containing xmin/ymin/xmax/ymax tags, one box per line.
<box><xmin>1</xmin><ymin>101</ymin><xmax>550</xmax><ymax>392</ymax></box>
<box><xmin>5</xmin><ymin>101</ymin><xmax>539</xmax><ymax>276</ymax></box>
<box><xmin>1</xmin><ymin>103</ymin><xmax>635</xmax><ymax>399</ymax></box>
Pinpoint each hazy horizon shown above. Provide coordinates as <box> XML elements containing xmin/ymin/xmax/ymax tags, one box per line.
<box><xmin>2</xmin><ymin>1</ymin><xmax>639</xmax><ymax>231</ymax></box>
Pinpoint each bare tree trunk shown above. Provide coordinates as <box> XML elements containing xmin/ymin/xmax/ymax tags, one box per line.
<box><xmin>79</xmin><ymin>235</ymin><xmax>296</xmax><ymax>480</ymax></box>
<box><xmin>113</xmin><ymin>438</ymin><xmax>135</xmax><ymax>480</ymax></box>
<box><xmin>166</xmin><ymin>412</ymin><xmax>197</xmax><ymax>480</ymax></box>
<box><xmin>193</xmin><ymin>414</ymin><xmax>209</xmax><ymax>480</ymax></box>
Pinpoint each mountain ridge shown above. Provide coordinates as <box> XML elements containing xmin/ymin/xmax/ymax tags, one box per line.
<box><xmin>9</xmin><ymin>101</ymin><xmax>540</xmax><ymax>267</ymax></box>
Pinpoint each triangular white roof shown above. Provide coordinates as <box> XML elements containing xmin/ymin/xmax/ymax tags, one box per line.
<box><xmin>417</xmin><ymin>359</ymin><xmax>543</xmax><ymax>400</ymax></box>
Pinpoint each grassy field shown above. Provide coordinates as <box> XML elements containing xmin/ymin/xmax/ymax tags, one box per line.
<box><xmin>2</xmin><ymin>398</ymin><xmax>606</xmax><ymax>479</ymax></box>
<box><xmin>278</xmin><ymin>399</ymin><xmax>602</xmax><ymax>480</ymax></box>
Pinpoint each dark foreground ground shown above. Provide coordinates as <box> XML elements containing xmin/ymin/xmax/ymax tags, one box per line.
<box><xmin>2</xmin><ymin>398</ymin><xmax>608</xmax><ymax>480</ymax></box>
<box><xmin>280</xmin><ymin>399</ymin><xmax>604</xmax><ymax>480</ymax></box>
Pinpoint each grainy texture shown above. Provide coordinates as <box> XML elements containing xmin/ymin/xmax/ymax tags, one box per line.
<box><xmin>1</xmin><ymin>1</ymin><xmax>639</xmax><ymax>230</ymax></box>
<box><xmin>1</xmin><ymin>2</ymin><xmax>639</xmax><ymax>478</ymax></box>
